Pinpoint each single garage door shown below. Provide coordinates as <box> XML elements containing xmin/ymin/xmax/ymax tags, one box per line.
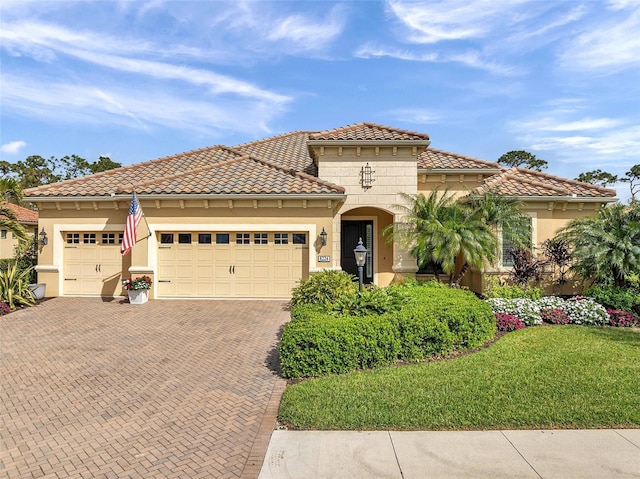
<box><xmin>63</xmin><ymin>232</ymin><xmax>126</xmax><ymax>296</ymax></box>
<box><xmin>157</xmin><ymin>231</ymin><xmax>307</xmax><ymax>298</ymax></box>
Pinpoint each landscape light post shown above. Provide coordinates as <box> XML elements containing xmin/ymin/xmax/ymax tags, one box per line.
<box><xmin>353</xmin><ymin>238</ymin><xmax>367</xmax><ymax>293</ymax></box>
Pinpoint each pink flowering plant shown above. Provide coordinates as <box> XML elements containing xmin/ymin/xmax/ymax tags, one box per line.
<box><xmin>495</xmin><ymin>313</ymin><xmax>525</xmax><ymax>332</ymax></box>
<box><xmin>540</xmin><ymin>308</ymin><xmax>570</xmax><ymax>325</ymax></box>
<box><xmin>0</xmin><ymin>301</ymin><xmax>11</xmax><ymax>316</ymax></box>
<box><xmin>123</xmin><ymin>275</ymin><xmax>152</xmax><ymax>291</ymax></box>
<box><xmin>607</xmin><ymin>309</ymin><xmax>639</xmax><ymax>328</ymax></box>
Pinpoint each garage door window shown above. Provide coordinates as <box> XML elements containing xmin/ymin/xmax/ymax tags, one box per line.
<box><xmin>293</xmin><ymin>233</ymin><xmax>306</xmax><ymax>245</ymax></box>
<box><xmin>160</xmin><ymin>233</ymin><xmax>174</xmax><ymax>244</ymax></box>
<box><xmin>83</xmin><ymin>233</ymin><xmax>96</xmax><ymax>244</ymax></box>
<box><xmin>216</xmin><ymin>233</ymin><xmax>229</xmax><ymax>244</ymax></box>
<box><xmin>275</xmin><ymin>233</ymin><xmax>289</xmax><ymax>245</ymax></box>
<box><xmin>254</xmin><ymin>233</ymin><xmax>268</xmax><ymax>245</ymax></box>
<box><xmin>66</xmin><ymin>233</ymin><xmax>80</xmax><ymax>244</ymax></box>
<box><xmin>198</xmin><ymin>233</ymin><xmax>212</xmax><ymax>244</ymax></box>
<box><xmin>102</xmin><ymin>233</ymin><xmax>119</xmax><ymax>244</ymax></box>
<box><xmin>236</xmin><ymin>233</ymin><xmax>250</xmax><ymax>244</ymax></box>
<box><xmin>178</xmin><ymin>233</ymin><xmax>192</xmax><ymax>244</ymax></box>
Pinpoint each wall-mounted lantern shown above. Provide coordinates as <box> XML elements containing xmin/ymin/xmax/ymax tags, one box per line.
<box><xmin>360</xmin><ymin>163</ymin><xmax>375</xmax><ymax>189</ymax></box>
<box><xmin>320</xmin><ymin>227</ymin><xmax>328</xmax><ymax>247</ymax></box>
<box><xmin>38</xmin><ymin>227</ymin><xmax>48</xmax><ymax>247</ymax></box>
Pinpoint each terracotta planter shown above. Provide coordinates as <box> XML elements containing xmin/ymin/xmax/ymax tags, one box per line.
<box><xmin>127</xmin><ymin>289</ymin><xmax>149</xmax><ymax>305</ymax></box>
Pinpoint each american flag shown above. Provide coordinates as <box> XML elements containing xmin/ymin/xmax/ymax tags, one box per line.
<box><xmin>121</xmin><ymin>192</ymin><xmax>143</xmax><ymax>256</ymax></box>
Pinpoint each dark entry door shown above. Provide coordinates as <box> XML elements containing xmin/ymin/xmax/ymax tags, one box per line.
<box><xmin>341</xmin><ymin>220</ymin><xmax>374</xmax><ymax>284</ymax></box>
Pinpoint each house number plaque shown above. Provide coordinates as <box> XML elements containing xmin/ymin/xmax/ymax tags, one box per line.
<box><xmin>318</xmin><ymin>255</ymin><xmax>331</xmax><ymax>262</ymax></box>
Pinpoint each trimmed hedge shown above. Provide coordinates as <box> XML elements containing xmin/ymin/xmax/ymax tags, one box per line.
<box><xmin>280</xmin><ymin>282</ymin><xmax>496</xmax><ymax>378</ymax></box>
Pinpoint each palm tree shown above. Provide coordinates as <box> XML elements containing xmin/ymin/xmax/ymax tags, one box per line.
<box><xmin>386</xmin><ymin>189</ymin><xmax>499</xmax><ymax>286</ymax></box>
<box><xmin>559</xmin><ymin>202</ymin><xmax>640</xmax><ymax>287</ymax></box>
<box><xmin>0</xmin><ymin>178</ymin><xmax>25</xmax><ymax>206</ymax></box>
<box><xmin>0</xmin><ymin>201</ymin><xmax>29</xmax><ymax>243</ymax></box>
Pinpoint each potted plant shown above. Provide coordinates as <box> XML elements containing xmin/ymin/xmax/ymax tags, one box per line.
<box><xmin>123</xmin><ymin>275</ymin><xmax>152</xmax><ymax>304</ymax></box>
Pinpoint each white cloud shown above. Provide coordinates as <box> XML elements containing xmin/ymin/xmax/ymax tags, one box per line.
<box><xmin>0</xmin><ymin>140</ymin><xmax>26</xmax><ymax>154</ymax></box>
<box><xmin>354</xmin><ymin>44</ymin><xmax>516</xmax><ymax>76</ymax></box>
<box><xmin>559</xmin><ymin>5</ymin><xmax>640</xmax><ymax>72</ymax></box>
<box><xmin>0</xmin><ymin>74</ymin><xmax>286</xmax><ymax>136</ymax></box>
<box><xmin>512</xmin><ymin>115</ymin><xmax>640</xmax><ymax>162</ymax></box>
<box><xmin>387</xmin><ymin>0</ymin><xmax>514</xmax><ymax>44</ymax></box>
<box><xmin>266</xmin><ymin>6</ymin><xmax>346</xmax><ymax>52</ymax></box>
<box><xmin>388</xmin><ymin>108</ymin><xmax>440</xmax><ymax>124</ymax></box>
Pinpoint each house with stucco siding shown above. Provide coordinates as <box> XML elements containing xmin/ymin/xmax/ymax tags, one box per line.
<box><xmin>0</xmin><ymin>203</ymin><xmax>39</xmax><ymax>260</ymax></box>
<box><xmin>24</xmin><ymin>123</ymin><xmax>616</xmax><ymax>299</ymax></box>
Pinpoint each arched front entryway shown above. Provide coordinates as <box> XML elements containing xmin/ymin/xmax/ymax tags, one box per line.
<box><xmin>339</xmin><ymin>207</ymin><xmax>395</xmax><ymax>286</ymax></box>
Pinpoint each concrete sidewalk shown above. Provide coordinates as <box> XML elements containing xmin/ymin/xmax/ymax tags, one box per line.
<box><xmin>259</xmin><ymin>429</ymin><xmax>640</xmax><ymax>479</ymax></box>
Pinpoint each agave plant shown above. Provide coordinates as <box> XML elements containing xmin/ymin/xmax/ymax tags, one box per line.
<box><xmin>0</xmin><ymin>262</ymin><xmax>35</xmax><ymax>309</ymax></box>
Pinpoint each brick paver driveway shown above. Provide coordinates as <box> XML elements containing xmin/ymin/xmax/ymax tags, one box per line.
<box><xmin>1</xmin><ymin>298</ymin><xmax>290</xmax><ymax>479</ymax></box>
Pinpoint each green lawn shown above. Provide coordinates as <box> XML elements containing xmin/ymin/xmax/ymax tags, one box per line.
<box><xmin>278</xmin><ymin>325</ymin><xmax>640</xmax><ymax>430</ymax></box>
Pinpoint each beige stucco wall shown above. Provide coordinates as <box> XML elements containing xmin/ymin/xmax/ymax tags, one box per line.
<box><xmin>35</xmin><ymin>198</ymin><xmax>338</xmax><ymax>298</ymax></box>
<box><xmin>0</xmin><ymin>225</ymin><xmax>37</xmax><ymax>260</ymax></box>
<box><xmin>418</xmin><ymin>173</ymin><xmax>497</xmax><ymax>198</ymax></box>
<box><xmin>314</xmin><ymin>144</ymin><xmax>420</xmax><ymax>281</ymax></box>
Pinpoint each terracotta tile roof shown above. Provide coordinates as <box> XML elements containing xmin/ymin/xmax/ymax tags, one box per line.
<box><xmin>474</xmin><ymin>168</ymin><xmax>617</xmax><ymax>198</ymax></box>
<box><xmin>2</xmin><ymin>203</ymin><xmax>39</xmax><ymax>224</ymax></box>
<box><xmin>116</xmin><ymin>156</ymin><xmax>345</xmax><ymax>195</ymax></box>
<box><xmin>25</xmin><ymin>146</ymin><xmax>244</xmax><ymax>197</ymax></box>
<box><xmin>234</xmin><ymin>131</ymin><xmax>317</xmax><ymax>176</ymax></box>
<box><xmin>418</xmin><ymin>148</ymin><xmax>503</xmax><ymax>170</ymax></box>
<box><xmin>309</xmin><ymin>122</ymin><xmax>430</xmax><ymax>141</ymax></box>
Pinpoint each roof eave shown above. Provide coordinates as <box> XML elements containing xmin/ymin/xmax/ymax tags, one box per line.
<box><xmin>27</xmin><ymin>193</ymin><xmax>347</xmax><ymax>202</ymax></box>
<box><xmin>489</xmin><ymin>195</ymin><xmax>618</xmax><ymax>202</ymax></box>
<box><xmin>307</xmin><ymin>139</ymin><xmax>431</xmax><ymax>148</ymax></box>
<box><xmin>418</xmin><ymin>168</ymin><xmax>503</xmax><ymax>175</ymax></box>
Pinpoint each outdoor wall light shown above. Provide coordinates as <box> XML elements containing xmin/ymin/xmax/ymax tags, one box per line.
<box><xmin>39</xmin><ymin>227</ymin><xmax>48</xmax><ymax>247</ymax></box>
<box><xmin>353</xmin><ymin>237</ymin><xmax>367</xmax><ymax>292</ymax></box>
<box><xmin>320</xmin><ymin>227</ymin><xmax>327</xmax><ymax>247</ymax></box>
<box><xmin>360</xmin><ymin>162</ymin><xmax>375</xmax><ymax>189</ymax></box>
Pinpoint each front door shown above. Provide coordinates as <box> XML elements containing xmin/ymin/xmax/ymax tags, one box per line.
<box><xmin>341</xmin><ymin>220</ymin><xmax>374</xmax><ymax>284</ymax></box>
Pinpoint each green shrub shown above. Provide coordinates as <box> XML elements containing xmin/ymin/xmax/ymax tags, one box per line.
<box><xmin>331</xmin><ymin>285</ymin><xmax>408</xmax><ymax>316</ymax></box>
<box><xmin>585</xmin><ymin>284</ymin><xmax>640</xmax><ymax>316</ymax></box>
<box><xmin>280</xmin><ymin>281</ymin><xmax>496</xmax><ymax>378</ymax></box>
<box><xmin>280</xmin><ymin>306</ymin><xmax>400</xmax><ymax>378</ymax></box>
<box><xmin>291</xmin><ymin>270</ymin><xmax>357</xmax><ymax>309</ymax></box>
<box><xmin>0</xmin><ymin>263</ymin><xmax>35</xmax><ymax>309</ymax></box>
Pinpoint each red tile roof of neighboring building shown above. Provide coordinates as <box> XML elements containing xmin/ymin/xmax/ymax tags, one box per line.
<box><xmin>2</xmin><ymin>203</ymin><xmax>39</xmax><ymax>224</ymax></box>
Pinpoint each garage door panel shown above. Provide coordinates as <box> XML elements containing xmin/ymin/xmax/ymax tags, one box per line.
<box><xmin>63</xmin><ymin>234</ymin><xmax>125</xmax><ymax>296</ymax></box>
<box><xmin>157</xmin><ymin>231</ymin><xmax>305</xmax><ymax>299</ymax></box>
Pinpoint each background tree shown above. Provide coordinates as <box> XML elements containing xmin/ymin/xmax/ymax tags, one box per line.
<box><xmin>497</xmin><ymin>150</ymin><xmax>548</xmax><ymax>171</ymax></box>
<box><xmin>622</xmin><ymin>164</ymin><xmax>640</xmax><ymax>200</ymax></box>
<box><xmin>90</xmin><ymin>156</ymin><xmax>122</xmax><ymax>174</ymax></box>
<box><xmin>3</xmin><ymin>155</ymin><xmax>122</xmax><ymax>189</ymax></box>
<box><xmin>558</xmin><ymin>202</ymin><xmax>640</xmax><ymax>288</ymax></box>
<box><xmin>575</xmin><ymin>170</ymin><xmax>619</xmax><ymax>187</ymax></box>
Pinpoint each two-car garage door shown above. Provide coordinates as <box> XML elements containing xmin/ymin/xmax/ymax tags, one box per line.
<box><xmin>156</xmin><ymin>231</ymin><xmax>307</xmax><ymax>298</ymax></box>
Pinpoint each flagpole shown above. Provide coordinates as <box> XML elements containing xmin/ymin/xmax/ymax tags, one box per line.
<box><xmin>135</xmin><ymin>191</ymin><xmax>152</xmax><ymax>242</ymax></box>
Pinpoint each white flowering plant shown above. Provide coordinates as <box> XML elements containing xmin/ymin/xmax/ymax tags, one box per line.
<box><xmin>486</xmin><ymin>295</ymin><xmax>610</xmax><ymax>327</ymax></box>
<box><xmin>564</xmin><ymin>296</ymin><xmax>609</xmax><ymax>326</ymax></box>
<box><xmin>486</xmin><ymin>298</ymin><xmax>542</xmax><ymax>326</ymax></box>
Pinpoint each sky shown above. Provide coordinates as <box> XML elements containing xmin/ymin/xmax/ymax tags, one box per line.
<box><xmin>1</xmin><ymin>0</ymin><xmax>639</xmax><ymax>201</ymax></box>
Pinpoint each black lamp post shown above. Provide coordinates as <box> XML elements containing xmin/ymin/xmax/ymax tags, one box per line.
<box><xmin>353</xmin><ymin>237</ymin><xmax>367</xmax><ymax>292</ymax></box>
